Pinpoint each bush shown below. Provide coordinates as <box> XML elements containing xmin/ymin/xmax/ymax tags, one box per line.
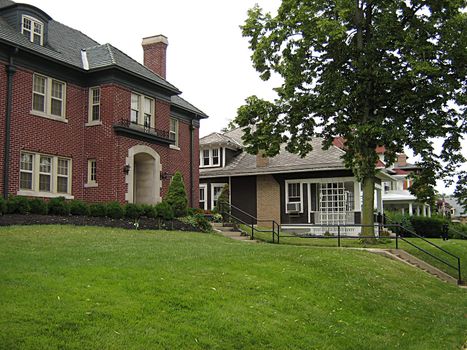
<box><xmin>48</xmin><ymin>197</ymin><xmax>70</xmax><ymax>216</ymax></box>
<box><xmin>0</xmin><ymin>197</ymin><xmax>7</xmax><ymax>215</ymax></box>
<box><xmin>7</xmin><ymin>196</ymin><xmax>31</xmax><ymax>214</ymax></box>
<box><xmin>410</xmin><ymin>216</ymin><xmax>449</xmax><ymax>238</ymax></box>
<box><xmin>106</xmin><ymin>201</ymin><xmax>124</xmax><ymax>219</ymax></box>
<box><xmin>384</xmin><ymin>211</ymin><xmax>413</xmax><ymax>235</ymax></box>
<box><xmin>29</xmin><ymin>198</ymin><xmax>48</xmax><ymax>215</ymax></box>
<box><xmin>141</xmin><ymin>204</ymin><xmax>157</xmax><ymax>218</ymax></box>
<box><xmin>89</xmin><ymin>203</ymin><xmax>107</xmax><ymax>217</ymax></box>
<box><xmin>155</xmin><ymin>201</ymin><xmax>174</xmax><ymax>221</ymax></box>
<box><xmin>164</xmin><ymin>171</ymin><xmax>188</xmax><ymax>217</ymax></box>
<box><xmin>215</xmin><ymin>184</ymin><xmax>230</xmax><ymax>213</ymax></box>
<box><xmin>69</xmin><ymin>200</ymin><xmax>89</xmax><ymax>216</ymax></box>
<box><xmin>449</xmin><ymin>223</ymin><xmax>467</xmax><ymax>239</ymax></box>
<box><xmin>193</xmin><ymin>214</ymin><xmax>212</xmax><ymax>232</ymax></box>
<box><xmin>124</xmin><ymin>203</ymin><xmax>144</xmax><ymax>220</ymax></box>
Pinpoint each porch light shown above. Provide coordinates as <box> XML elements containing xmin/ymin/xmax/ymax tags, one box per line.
<box><xmin>123</xmin><ymin>164</ymin><xmax>131</xmax><ymax>175</ymax></box>
<box><xmin>160</xmin><ymin>171</ymin><xmax>174</xmax><ymax>180</ymax></box>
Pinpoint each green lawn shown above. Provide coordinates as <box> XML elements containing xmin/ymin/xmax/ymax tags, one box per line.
<box><xmin>248</xmin><ymin>227</ymin><xmax>467</xmax><ymax>281</ymax></box>
<box><xmin>0</xmin><ymin>225</ymin><xmax>466</xmax><ymax>350</ymax></box>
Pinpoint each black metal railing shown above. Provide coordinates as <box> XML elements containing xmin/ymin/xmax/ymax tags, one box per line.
<box><xmin>218</xmin><ymin>200</ymin><xmax>280</xmax><ymax>243</ymax></box>
<box><xmin>278</xmin><ymin>221</ymin><xmax>462</xmax><ymax>284</ymax></box>
<box><xmin>114</xmin><ymin>119</ymin><xmax>173</xmax><ymax>141</ymax></box>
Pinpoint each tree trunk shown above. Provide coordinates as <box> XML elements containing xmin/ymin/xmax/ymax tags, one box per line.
<box><xmin>361</xmin><ymin>175</ymin><xmax>376</xmax><ymax>242</ymax></box>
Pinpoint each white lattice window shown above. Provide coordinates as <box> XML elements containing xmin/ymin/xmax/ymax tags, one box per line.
<box><xmin>22</xmin><ymin>15</ymin><xmax>43</xmax><ymax>45</ymax></box>
<box><xmin>319</xmin><ymin>182</ymin><xmax>346</xmax><ymax>225</ymax></box>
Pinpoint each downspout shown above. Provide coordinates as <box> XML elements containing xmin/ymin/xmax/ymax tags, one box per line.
<box><xmin>3</xmin><ymin>49</ymin><xmax>18</xmax><ymax>199</ymax></box>
<box><xmin>189</xmin><ymin>119</ymin><xmax>195</xmax><ymax>207</ymax></box>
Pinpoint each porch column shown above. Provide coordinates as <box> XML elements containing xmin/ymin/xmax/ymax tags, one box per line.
<box><xmin>416</xmin><ymin>206</ymin><xmax>420</xmax><ymax>216</ymax></box>
<box><xmin>401</xmin><ymin>207</ymin><xmax>405</xmax><ymax>214</ymax></box>
<box><xmin>428</xmin><ymin>206</ymin><xmax>431</xmax><ymax>217</ymax></box>
<box><xmin>422</xmin><ymin>205</ymin><xmax>427</xmax><ymax>217</ymax></box>
<box><xmin>354</xmin><ymin>181</ymin><xmax>362</xmax><ymax>211</ymax></box>
<box><xmin>408</xmin><ymin>203</ymin><xmax>413</xmax><ymax>216</ymax></box>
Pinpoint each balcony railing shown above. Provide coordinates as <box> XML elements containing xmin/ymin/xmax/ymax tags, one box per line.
<box><xmin>113</xmin><ymin>119</ymin><xmax>175</xmax><ymax>145</ymax></box>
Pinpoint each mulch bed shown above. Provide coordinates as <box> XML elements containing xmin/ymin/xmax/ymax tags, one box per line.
<box><xmin>0</xmin><ymin>214</ymin><xmax>200</xmax><ymax>231</ymax></box>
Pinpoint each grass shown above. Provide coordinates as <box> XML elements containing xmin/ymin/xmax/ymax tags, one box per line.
<box><xmin>0</xmin><ymin>225</ymin><xmax>466</xmax><ymax>350</ymax></box>
<box><xmin>246</xmin><ymin>226</ymin><xmax>467</xmax><ymax>281</ymax></box>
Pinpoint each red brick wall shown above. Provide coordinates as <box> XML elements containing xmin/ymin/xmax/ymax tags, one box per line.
<box><xmin>1</xmin><ymin>64</ymin><xmax>200</xmax><ymax>205</ymax></box>
<box><xmin>0</xmin><ymin>61</ymin><xmax>7</xmax><ymax>194</ymax></box>
<box><xmin>143</xmin><ymin>43</ymin><xmax>167</xmax><ymax>78</ymax></box>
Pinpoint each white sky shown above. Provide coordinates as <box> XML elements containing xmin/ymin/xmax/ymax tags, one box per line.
<box><xmin>23</xmin><ymin>0</ymin><xmax>466</xmax><ymax>194</ymax></box>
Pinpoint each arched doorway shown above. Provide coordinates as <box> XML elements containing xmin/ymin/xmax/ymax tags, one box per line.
<box><xmin>125</xmin><ymin>145</ymin><xmax>161</xmax><ymax>204</ymax></box>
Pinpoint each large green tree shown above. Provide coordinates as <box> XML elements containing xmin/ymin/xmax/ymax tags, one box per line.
<box><xmin>235</xmin><ymin>0</ymin><xmax>466</xmax><ymax>237</ymax></box>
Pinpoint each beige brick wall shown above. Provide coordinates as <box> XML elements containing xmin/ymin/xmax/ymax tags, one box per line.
<box><xmin>256</xmin><ymin>175</ymin><xmax>281</xmax><ymax>227</ymax></box>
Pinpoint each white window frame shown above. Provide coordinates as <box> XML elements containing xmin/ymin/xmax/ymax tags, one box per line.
<box><xmin>199</xmin><ymin>184</ymin><xmax>207</xmax><ymax>210</ymax></box>
<box><xmin>21</xmin><ymin>15</ymin><xmax>43</xmax><ymax>45</ymax></box>
<box><xmin>56</xmin><ymin>158</ymin><xmax>70</xmax><ymax>194</ymax></box>
<box><xmin>19</xmin><ymin>153</ymin><xmax>34</xmax><ymax>191</ymax></box>
<box><xmin>87</xmin><ymin>87</ymin><xmax>101</xmax><ymax>125</ymax></box>
<box><xmin>17</xmin><ymin>152</ymin><xmax>73</xmax><ymax>199</ymax></box>
<box><xmin>31</xmin><ymin>73</ymin><xmax>67</xmax><ymax>122</ymax></box>
<box><xmin>199</xmin><ymin>148</ymin><xmax>221</xmax><ymax>168</ymax></box>
<box><xmin>85</xmin><ymin>159</ymin><xmax>98</xmax><ymax>187</ymax></box>
<box><xmin>130</xmin><ymin>92</ymin><xmax>154</xmax><ymax>128</ymax></box>
<box><xmin>211</xmin><ymin>183</ymin><xmax>227</xmax><ymax>210</ymax></box>
<box><xmin>169</xmin><ymin>118</ymin><xmax>179</xmax><ymax>147</ymax></box>
<box><xmin>285</xmin><ymin>180</ymin><xmax>304</xmax><ymax>214</ymax></box>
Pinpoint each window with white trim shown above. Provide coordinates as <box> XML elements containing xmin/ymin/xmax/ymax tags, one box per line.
<box><xmin>32</xmin><ymin>74</ymin><xmax>66</xmax><ymax>119</ymax></box>
<box><xmin>19</xmin><ymin>152</ymin><xmax>72</xmax><ymax>196</ymax></box>
<box><xmin>211</xmin><ymin>184</ymin><xmax>226</xmax><ymax>209</ymax></box>
<box><xmin>199</xmin><ymin>184</ymin><xmax>207</xmax><ymax>210</ymax></box>
<box><xmin>87</xmin><ymin>159</ymin><xmax>97</xmax><ymax>185</ymax></box>
<box><xmin>88</xmin><ymin>87</ymin><xmax>100</xmax><ymax>122</ymax></box>
<box><xmin>199</xmin><ymin>148</ymin><xmax>221</xmax><ymax>168</ymax></box>
<box><xmin>21</xmin><ymin>15</ymin><xmax>43</xmax><ymax>45</ymax></box>
<box><xmin>130</xmin><ymin>93</ymin><xmax>154</xmax><ymax>128</ymax></box>
<box><xmin>169</xmin><ymin>118</ymin><xmax>179</xmax><ymax>146</ymax></box>
<box><xmin>287</xmin><ymin>183</ymin><xmax>301</xmax><ymax>203</ymax></box>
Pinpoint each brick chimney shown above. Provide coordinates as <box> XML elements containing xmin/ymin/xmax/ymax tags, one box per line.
<box><xmin>397</xmin><ymin>153</ymin><xmax>407</xmax><ymax>167</ymax></box>
<box><xmin>142</xmin><ymin>34</ymin><xmax>168</xmax><ymax>78</ymax></box>
<box><xmin>256</xmin><ymin>151</ymin><xmax>269</xmax><ymax>168</ymax></box>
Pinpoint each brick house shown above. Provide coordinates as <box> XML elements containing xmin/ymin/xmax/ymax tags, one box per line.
<box><xmin>0</xmin><ymin>0</ymin><xmax>208</xmax><ymax>205</ymax></box>
<box><xmin>199</xmin><ymin>128</ymin><xmax>398</xmax><ymax>235</ymax></box>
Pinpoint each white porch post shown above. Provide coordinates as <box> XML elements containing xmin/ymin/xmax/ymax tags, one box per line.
<box><xmin>416</xmin><ymin>206</ymin><xmax>420</xmax><ymax>216</ymax></box>
<box><xmin>428</xmin><ymin>206</ymin><xmax>431</xmax><ymax>217</ymax></box>
<box><xmin>354</xmin><ymin>181</ymin><xmax>362</xmax><ymax>211</ymax></box>
<box><xmin>402</xmin><ymin>207</ymin><xmax>405</xmax><ymax>214</ymax></box>
<box><xmin>422</xmin><ymin>205</ymin><xmax>427</xmax><ymax>217</ymax></box>
<box><xmin>408</xmin><ymin>203</ymin><xmax>413</xmax><ymax>216</ymax></box>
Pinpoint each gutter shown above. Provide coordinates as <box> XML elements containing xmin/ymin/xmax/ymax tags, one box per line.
<box><xmin>3</xmin><ymin>48</ymin><xmax>18</xmax><ymax>199</ymax></box>
<box><xmin>189</xmin><ymin>120</ymin><xmax>195</xmax><ymax>207</ymax></box>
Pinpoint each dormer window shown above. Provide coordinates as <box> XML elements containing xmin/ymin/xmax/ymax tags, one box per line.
<box><xmin>200</xmin><ymin>148</ymin><xmax>221</xmax><ymax>168</ymax></box>
<box><xmin>22</xmin><ymin>15</ymin><xmax>43</xmax><ymax>45</ymax></box>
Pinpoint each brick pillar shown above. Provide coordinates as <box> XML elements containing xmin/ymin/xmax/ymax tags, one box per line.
<box><xmin>142</xmin><ymin>35</ymin><xmax>168</xmax><ymax>78</ymax></box>
<box><xmin>256</xmin><ymin>175</ymin><xmax>281</xmax><ymax>227</ymax></box>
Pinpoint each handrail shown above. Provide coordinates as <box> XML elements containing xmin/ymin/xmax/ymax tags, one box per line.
<box><xmin>449</xmin><ymin>226</ymin><xmax>467</xmax><ymax>239</ymax></box>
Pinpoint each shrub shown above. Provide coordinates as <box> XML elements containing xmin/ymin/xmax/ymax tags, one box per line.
<box><xmin>141</xmin><ymin>204</ymin><xmax>157</xmax><ymax>219</ymax></box>
<box><xmin>89</xmin><ymin>203</ymin><xmax>107</xmax><ymax>217</ymax></box>
<box><xmin>69</xmin><ymin>200</ymin><xmax>89</xmax><ymax>216</ymax></box>
<box><xmin>155</xmin><ymin>201</ymin><xmax>174</xmax><ymax>221</ymax></box>
<box><xmin>124</xmin><ymin>203</ymin><xmax>143</xmax><ymax>220</ymax></box>
<box><xmin>164</xmin><ymin>171</ymin><xmax>188</xmax><ymax>217</ymax></box>
<box><xmin>449</xmin><ymin>223</ymin><xmax>467</xmax><ymax>239</ymax></box>
<box><xmin>384</xmin><ymin>211</ymin><xmax>413</xmax><ymax>235</ymax></box>
<box><xmin>178</xmin><ymin>214</ymin><xmax>212</xmax><ymax>232</ymax></box>
<box><xmin>7</xmin><ymin>196</ymin><xmax>31</xmax><ymax>214</ymax></box>
<box><xmin>410</xmin><ymin>216</ymin><xmax>449</xmax><ymax>238</ymax></box>
<box><xmin>215</xmin><ymin>184</ymin><xmax>230</xmax><ymax>213</ymax></box>
<box><xmin>106</xmin><ymin>201</ymin><xmax>124</xmax><ymax>219</ymax></box>
<box><xmin>0</xmin><ymin>197</ymin><xmax>7</xmax><ymax>215</ymax></box>
<box><xmin>29</xmin><ymin>198</ymin><xmax>48</xmax><ymax>215</ymax></box>
<box><xmin>48</xmin><ymin>197</ymin><xmax>70</xmax><ymax>216</ymax></box>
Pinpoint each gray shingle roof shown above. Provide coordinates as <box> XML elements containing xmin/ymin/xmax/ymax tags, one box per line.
<box><xmin>0</xmin><ymin>0</ymin><xmax>14</xmax><ymax>9</ymax></box>
<box><xmin>200</xmin><ymin>132</ymin><xmax>242</xmax><ymax>149</ymax></box>
<box><xmin>200</xmin><ymin>137</ymin><xmax>347</xmax><ymax>178</ymax></box>
<box><xmin>171</xmin><ymin>95</ymin><xmax>208</xmax><ymax>119</ymax></box>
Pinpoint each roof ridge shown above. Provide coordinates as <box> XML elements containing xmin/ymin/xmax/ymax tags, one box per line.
<box><xmin>105</xmin><ymin>43</ymin><xmax>116</xmax><ymax>64</ymax></box>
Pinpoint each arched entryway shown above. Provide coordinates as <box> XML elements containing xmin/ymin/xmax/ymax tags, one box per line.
<box><xmin>125</xmin><ymin>145</ymin><xmax>162</xmax><ymax>204</ymax></box>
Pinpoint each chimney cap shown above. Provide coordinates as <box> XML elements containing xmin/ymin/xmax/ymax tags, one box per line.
<box><xmin>142</xmin><ymin>34</ymin><xmax>168</xmax><ymax>46</ymax></box>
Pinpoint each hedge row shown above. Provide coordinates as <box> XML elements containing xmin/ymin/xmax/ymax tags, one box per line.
<box><xmin>0</xmin><ymin>196</ymin><xmax>176</xmax><ymax>220</ymax></box>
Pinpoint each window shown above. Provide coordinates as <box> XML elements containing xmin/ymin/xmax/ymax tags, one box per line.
<box><xmin>211</xmin><ymin>184</ymin><xmax>226</xmax><ymax>209</ymax></box>
<box><xmin>87</xmin><ymin>159</ymin><xmax>97</xmax><ymax>186</ymax></box>
<box><xmin>169</xmin><ymin>118</ymin><xmax>179</xmax><ymax>146</ymax></box>
<box><xmin>285</xmin><ymin>181</ymin><xmax>303</xmax><ymax>214</ymax></box>
<box><xmin>22</xmin><ymin>15</ymin><xmax>43</xmax><ymax>45</ymax></box>
<box><xmin>287</xmin><ymin>183</ymin><xmax>301</xmax><ymax>203</ymax></box>
<box><xmin>200</xmin><ymin>148</ymin><xmax>221</xmax><ymax>167</ymax></box>
<box><xmin>130</xmin><ymin>93</ymin><xmax>154</xmax><ymax>127</ymax></box>
<box><xmin>199</xmin><ymin>184</ymin><xmax>207</xmax><ymax>210</ymax></box>
<box><xmin>20</xmin><ymin>153</ymin><xmax>34</xmax><ymax>190</ymax></box>
<box><xmin>89</xmin><ymin>87</ymin><xmax>100</xmax><ymax>122</ymax></box>
<box><xmin>32</xmin><ymin>74</ymin><xmax>66</xmax><ymax>119</ymax></box>
<box><xmin>18</xmin><ymin>152</ymin><xmax>72</xmax><ymax>197</ymax></box>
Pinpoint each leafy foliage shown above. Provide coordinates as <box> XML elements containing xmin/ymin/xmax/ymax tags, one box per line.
<box><xmin>141</xmin><ymin>204</ymin><xmax>157</xmax><ymax>219</ymax></box>
<box><xmin>47</xmin><ymin>197</ymin><xmax>70</xmax><ymax>216</ymax></box>
<box><xmin>69</xmin><ymin>200</ymin><xmax>90</xmax><ymax>216</ymax></box>
<box><xmin>124</xmin><ymin>203</ymin><xmax>143</xmax><ymax>220</ymax></box>
<box><xmin>28</xmin><ymin>198</ymin><xmax>48</xmax><ymax>215</ymax></box>
<box><xmin>7</xmin><ymin>196</ymin><xmax>30</xmax><ymax>214</ymax></box>
<box><xmin>155</xmin><ymin>201</ymin><xmax>174</xmax><ymax>221</ymax></box>
<box><xmin>236</xmin><ymin>0</ymin><xmax>467</xmax><ymax>234</ymax></box>
<box><xmin>106</xmin><ymin>202</ymin><xmax>124</xmax><ymax>219</ymax></box>
<box><xmin>0</xmin><ymin>198</ymin><xmax>7</xmax><ymax>215</ymax></box>
<box><xmin>89</xmin><ymin>203</ymin><xmax>107</xmax><ymax>217</ymax></box>
<box><xmin>410</xmin><ymin>216</ymin><xmax>449</xmax><ymax>238</ymax></box>
<box><xmin>164</xmin><ymin>172</ymin><xmax>188</xmax><ymax>217</ymax></box>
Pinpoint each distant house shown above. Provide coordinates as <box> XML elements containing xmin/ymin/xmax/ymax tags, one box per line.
<box><xmin>438</xmin><ymin>196</ymin><xmax>467</xmax><ymax>223</ymax></box>
<box><xmin>199</xmin><ymin>128</ymin><xmax>396</xmax><ymax>234</ymax></box>
<box><xmin>0</xmin><ymin>0</ymin><xmax>208</xmax><ymax>205</ymax></box>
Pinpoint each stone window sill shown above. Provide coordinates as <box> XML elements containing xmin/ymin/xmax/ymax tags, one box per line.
<box><xmin>169</xmin><ymin>144</ymin><xmax>180</xmax><ymax>151</ymax></box>
<box><xmin>30</xmin><ymin>110</ymin><xmax>68</xmax><ymax>123</ymax></box>
<box><xmin>85</xmin><ymin>121</ymin><xmax>102</xmax><ymax>127</ymax></box>
<box><xmin>84</xmin><ymin>182</ymin><xmax>98</xmax><ymax>188</ymax></box>
<box><xmin>17</xmin><ymin>190</ymin><xmax>74</xmax><ymax>200</ymax></box>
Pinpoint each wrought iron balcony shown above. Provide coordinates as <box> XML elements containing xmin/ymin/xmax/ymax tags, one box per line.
<box><xmin>113</xmin><ymin>119</ymin><xmax>175</xmax><ymax>145</ymax></box>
